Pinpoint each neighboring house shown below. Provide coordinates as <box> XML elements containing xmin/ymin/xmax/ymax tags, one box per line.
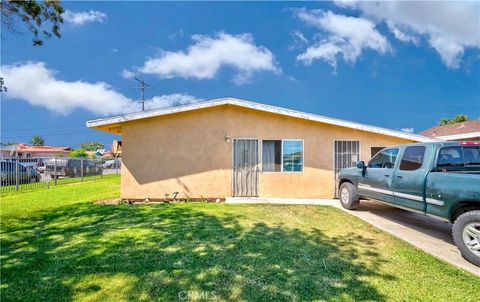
<box><xmin>0</xmin><ymin>145</ymin><xmax>19</xmax><ymax>158</ymax></box>
<box><xmin>419</xmin><ymin>120</ymin><xmax>480</xmax><ymax>141</ymax></box>
<box><xmin>15</xmin><ymin>144</ymin><xmax>72</xmax><ymax>158</ymax></box>
<box><xmin>87</xmin><ymin>97</ymin><xmax>438</xmax><ymax>200</ymax></box>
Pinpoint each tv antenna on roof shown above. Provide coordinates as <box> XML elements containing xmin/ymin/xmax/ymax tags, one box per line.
<box><xmin>133</xmin><ymin>76</ymin><xmax>152</xmax><ymax>111</ymax></box>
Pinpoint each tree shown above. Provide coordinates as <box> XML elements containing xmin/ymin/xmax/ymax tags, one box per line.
<box><xmin>70</xmin><ymin>149</ymin><xmax>87</xmax><ymax>158</ymax></box>
<box><xmin>438</xmin><ymin>114</ymin><xmax>469</xmax><ymax>126</ymax></box>
<box><xmin>31</xmin><ymin>135</ymin><xmax>45</xmax><ymax>146</ymax></box>
<box><xmin>1</xmin><ymin>0</ymin><xmax>64</xmax><ymax>46</ymax></box>
<box><xmin>80</xmin><ymin>142</ymin><xmax>105</xmax><ymax>151</ymax></box>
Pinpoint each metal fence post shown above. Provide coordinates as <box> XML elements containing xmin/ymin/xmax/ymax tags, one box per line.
<box><xmin>54</xmin><ymin>156</ymin><xmax>58</xmax><ymax>186</ymax></box>
<box><xmin>15</xmin><ymin>157</ymin><xmax>19</xmax><ymax>191</ymax></box>
<box><xmin>81</xmin><ymin>158</ymin><xmax>84</xmax><ymax>182</ymax></box>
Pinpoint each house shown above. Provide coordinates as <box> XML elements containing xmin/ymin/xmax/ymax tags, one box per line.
<box><xmin>419</xmin><ymin>119</ymin><xmax>480</xmax><ymax>141</ymax></box>
<box><xmin>87</xmin><ymin>97</ymin><xmax>438</xmax><ymax>200</ymax></box>
<box><xmin>0</xmin><ymin>145</ymin><xmax>19</xmax><ymax>158</ymax></box>
<box><xmin>15</xmin><ymin>144</ymin><xmax>72</xmax><ymax>158</ymax></box>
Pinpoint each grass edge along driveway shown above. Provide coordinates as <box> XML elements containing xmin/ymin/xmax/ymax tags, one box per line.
<box><xmin>1</xmin><ymin>178</ymin><xmax>479</xmax><ymax>302</ymax></box>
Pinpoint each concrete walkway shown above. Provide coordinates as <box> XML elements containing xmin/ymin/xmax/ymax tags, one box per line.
<box><xmin>225</xmin><ymin>197</ymin><xmax>337</xmax><ymax>205</ymax></box>
<box><xmin>225</xmin><ymin>197</ymin><xmax>480</xmax><ymax>276</ymax></box>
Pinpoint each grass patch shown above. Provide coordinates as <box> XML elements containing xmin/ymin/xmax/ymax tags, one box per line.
<box><xmin>1</xmin><ymin>178</ymin><xmax>478</xmax><ymax>301</ymax></box>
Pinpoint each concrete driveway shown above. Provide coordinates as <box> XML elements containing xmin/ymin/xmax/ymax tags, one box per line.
<box><xmin>338</xmin><ymin>200</ymin><xmax>480</xmax><ymax>276</ymax></box>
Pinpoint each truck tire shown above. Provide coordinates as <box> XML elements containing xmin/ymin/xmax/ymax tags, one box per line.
<box><xmin>452</xmin><ymin>210</ymin><xmax>480</xmax><ymax>267</ymax></box>
<box><xmin>339</xmin><ymin>182</ymin><xmax>360</xmax><ymax>210</ymax></box>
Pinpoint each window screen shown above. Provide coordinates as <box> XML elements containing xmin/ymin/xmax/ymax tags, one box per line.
<box><xmin>282</xmin><ymin>140</ymin><xmax>304</xmax><ymax>172</ymax></box>
<box><xmin>400</xmin><ymin>146</ymin><xmax>425</xmax><ymax>171</ymax></box>
<box><xmin>262</xmin><ymin>140</ymin><xmax>281</xmax><ymax>172</ymax></box>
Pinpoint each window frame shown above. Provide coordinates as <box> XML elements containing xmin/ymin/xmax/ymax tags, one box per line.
<box><xmin>399</xmin><ymin>146</ymin><xmax>426</xmax><ymax>171</ymax></box>
<box><xmin>260</xmin><ymin>139</ymin><xmax>304</xmax><ymax>174</ymax></box>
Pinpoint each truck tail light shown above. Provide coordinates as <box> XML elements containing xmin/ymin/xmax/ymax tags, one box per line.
<box><xmin>460</xmin><ymin>141</ymin><xmax>480</xmax><ymax>145</ymax></box>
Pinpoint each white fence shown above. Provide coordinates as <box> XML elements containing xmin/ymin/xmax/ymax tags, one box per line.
<box><xmin>0</xmin><ymin>156</ymin><xmax>121</xmax><ymax>194</ymax></box>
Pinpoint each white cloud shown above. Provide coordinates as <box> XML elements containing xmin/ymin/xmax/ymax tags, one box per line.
<box><xmin>295</xmin><ymin>9</ymin><xmax>390</xmax><ymax>69</ymax></box>
<box><xmin>138</xmin><ymin>32</ymin><xmax>279</xmax><ymax>84</ymax></box>
<box><xmin>121</xmin><ymin>69</ymin><xmax>135</xmax><ymax>79</ymax></box>
<box><xmin>1</xmin><ymin>62</ymin><xmax>201</xmax><ymax>116</ymax></box>
<box><xmin>63</xmin><ymin>10</ymin><xmax>107</xmax><ymax>26</ymax></box>
<box><xmin>334</xmin><ymin>0</ymin><xmax>480</xmax><ymax>68</ymax></box>
<box><xmin>387</xmin><ymin>23</ymin><xmax>419</xmax><ymax>45</ymax></box>
<box><xmin>401</xmin><ymin>127</ymin><xmax>414</xmax><ymax>133</ymax></box>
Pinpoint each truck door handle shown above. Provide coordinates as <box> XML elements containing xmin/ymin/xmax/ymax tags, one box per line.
<box><xmin>384</xmin><ymin>174</ymin><xmax>390</xmax><ymax>177</ymax></box>
<box><xmin>396</xmin><ymin>175</ymin><xmax>403</xmax><ymax>179</ymax></box>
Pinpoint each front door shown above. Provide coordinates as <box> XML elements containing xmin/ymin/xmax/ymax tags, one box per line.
<box><xmin>334</xmin><ymin>140</ymin><xmax>360</xmax><ymax>197</ymax></box>
<box><xmin>393</xmin><ymin>145</ymin><xmax>430</xmax><ymax>212</ymax></box>
<box><xmin>358</xmin><ymin>147</ymin><xmax>399</xmax><ymax>204</ymax></box>
<box><xmin>233</xmin><ymin>139</ymin><xmax>259</xmax><ymax>197</ymax></box>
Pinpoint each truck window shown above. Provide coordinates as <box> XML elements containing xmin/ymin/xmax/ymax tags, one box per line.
<box><xmin>400</xmin><ymin>146</ymin><xmax>425</xmax><ymax>171</ymax></box>
<box><xmin>437</xmin><ymin>147</ymin><xmax>464</xmax><ymax>168</ymax></box>
<box><xmin>368</xmin><ymin>148</ymin><xmax>399</xmax><ymax>169</ymax></box>
<box><xmin>464</xmin><ymin>146</ymin><xmax>480</xmax><ymax>166</ymax></box>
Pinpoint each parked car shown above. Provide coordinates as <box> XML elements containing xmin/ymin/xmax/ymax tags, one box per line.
<box><xmin>45</xmin><ymin>158</ymin><xmax>102</xmax><ymax>179</ymax></box>
<box><xmin>102</xmin><ymin>159</ymin><xmax>121</xmax><ymax>169</ymax></box>
<box><xmin>337</xmin><ymin>141</ymin><xmax>480</xmax><ymax>266</ymax></box>
<box><xmin>1</xmin><ymin>161</ymin><xmax>41</xmax><ymax>185</ymax></box>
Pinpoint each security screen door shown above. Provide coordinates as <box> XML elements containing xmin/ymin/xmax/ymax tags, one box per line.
<box><xmin>233</xmin><ymin>139</ymin><xmax>259</xmax><ymax>197</ymax></box>
<box><xmin>334</xmin><ymin>140</ymin><xmax>360</xmax><ymax>197</ymax></box>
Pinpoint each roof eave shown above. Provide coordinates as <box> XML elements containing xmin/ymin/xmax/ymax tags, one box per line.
<box><xmin>86</xmin><ymin>97</ymin><xmax>440</xmax><ymax>142</ymax></box>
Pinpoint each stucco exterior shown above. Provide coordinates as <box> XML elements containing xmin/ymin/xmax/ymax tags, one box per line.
<box><xmin>118</xmin><ymin>104</ymin><xmax>414</xmax><ymax>200</ymax></box>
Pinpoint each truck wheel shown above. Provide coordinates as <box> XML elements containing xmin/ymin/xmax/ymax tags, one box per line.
<box><xmin>452</xmin><ymin>210</ymin><xmax>480</xmax><ymax>267</ymax></box>
<box><xmin>339</xmin><ymin>182</ymin><xmax>360</xmax><ymax>210</ymax></box>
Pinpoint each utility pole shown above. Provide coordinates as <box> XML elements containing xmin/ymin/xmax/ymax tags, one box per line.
<box><xmin>134</xmin><ymin>76</ymin><xmax>151</xmax><ymax>111</ymax></box>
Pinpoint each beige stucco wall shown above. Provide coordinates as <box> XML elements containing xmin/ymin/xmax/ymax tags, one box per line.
<box><xmin>120</xmin><ymin>105</ymin><xmax>413</xmax><ymax>199</ymax></box>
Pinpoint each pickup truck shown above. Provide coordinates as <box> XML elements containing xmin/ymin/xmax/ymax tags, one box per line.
<box><xmin>337</xmin><ymin>141</ymin><xmax>480</xmax><ymax>266</ymax></box>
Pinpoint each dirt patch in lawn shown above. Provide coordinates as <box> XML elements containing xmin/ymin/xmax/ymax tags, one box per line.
<box><xmin>94</xmin><ymin>198</ymin><xmax>122</xmax><ymax>205</ymax></box>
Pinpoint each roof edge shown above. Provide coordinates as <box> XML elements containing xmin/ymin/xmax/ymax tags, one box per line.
<box><xmin>86</xmin><ymin>97</ymin><xmax>440</xmax><ymax>143</ymax></box>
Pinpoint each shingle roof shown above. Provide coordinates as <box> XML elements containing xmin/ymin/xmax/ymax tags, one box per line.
<box><xmin>419</xmin><ymin>120</ymin><xmax>480</xmax><ymax>140</ymax></box>
<box><xmin>87</xmin><ymin>97</ymin><xmax>439</xmax><ymax>142</ymax></box>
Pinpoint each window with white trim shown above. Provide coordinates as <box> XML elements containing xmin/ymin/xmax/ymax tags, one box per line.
<box><xmin>262</xmin><ymin>140</ymin><xmax>281</xmax><ymax>172</ymax></box>
<box><xmin>262</xmin><ymin>139</ymin><xmax>304</xmax><ymax>173</ymax></box>
<box><xmin>282</xmin><ymin>140</ymin><xmax>304</xmax><ymax>172</ymax></box>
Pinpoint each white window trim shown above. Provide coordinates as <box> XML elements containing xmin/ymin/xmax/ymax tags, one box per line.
<box><xmin>261</xmin><ymin>139</ymin><xmax>304</xmax><ymax>174</ymax></box>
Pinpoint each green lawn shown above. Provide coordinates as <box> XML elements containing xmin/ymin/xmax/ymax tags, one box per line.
<box><xmin>1</xmin><ymin>178</ymin><xmax>478</xmax><ymax>302</ymax></box>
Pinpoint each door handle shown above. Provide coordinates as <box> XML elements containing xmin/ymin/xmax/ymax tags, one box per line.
<box><xmin>384</xmin><ymin>174</ymin><xmax>390</xmax><ymax>177</ymax></box>
<box><xmin>396</xmin><ymin>175</ymin><xmax>403</xmax><ymax>179</ymax></box>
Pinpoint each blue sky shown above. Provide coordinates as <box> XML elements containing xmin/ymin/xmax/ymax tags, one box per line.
<box><xmin>1</xmin><ymin>1</ymin><xmax>479</xmax><ymax>148</ymax></box>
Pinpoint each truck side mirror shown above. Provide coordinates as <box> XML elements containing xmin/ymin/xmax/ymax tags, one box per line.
<box><xmin>357</xmin><ymin>161</ymin><xmax>366</xmax><ymax>177</ymax></box>
<box><xmin>356</xmin><ymin>161</ymin><xmax>365</xmax><ymax>169</ymax></box>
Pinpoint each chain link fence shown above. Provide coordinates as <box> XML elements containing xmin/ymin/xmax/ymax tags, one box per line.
<box><xmin>0</xmin><ymin>156</ymin><xmax>121</xmax><ymax>194</ymax></box>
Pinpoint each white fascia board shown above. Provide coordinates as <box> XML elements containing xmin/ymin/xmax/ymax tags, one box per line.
<box><xmin>436</xmin><ymin>132</ymin><xmax>480</xmax><ymax>140</ymax></box>
<box><xmin>86</xmin><ymin>97</ymin><xmax>439</xmax><ymax>142</ymax></box>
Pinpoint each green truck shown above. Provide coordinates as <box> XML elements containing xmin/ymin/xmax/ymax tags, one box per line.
<box><xmin>337</xmin><ymin>141</ymin><xmax>480</xmax><ymax>266</ymax></box>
